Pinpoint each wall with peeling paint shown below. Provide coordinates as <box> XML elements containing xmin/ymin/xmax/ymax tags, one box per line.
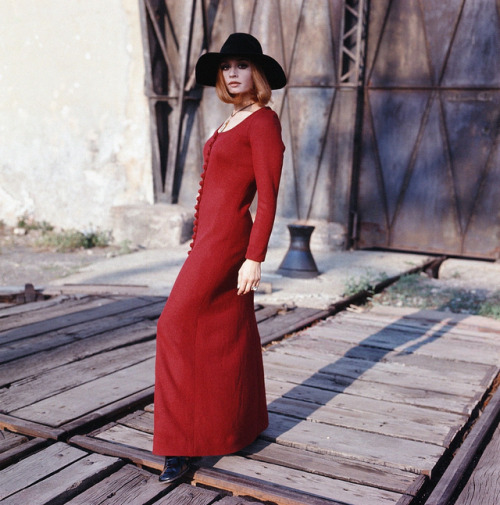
<box><xmin>0</xmin><ymin>0</ymin><xmax>153</xmax><ymax>233</ymax></box>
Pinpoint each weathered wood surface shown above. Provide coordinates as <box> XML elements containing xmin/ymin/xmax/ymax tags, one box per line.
<box><xmin>0</xmin><ymin>443</ymin><xmax>122</xmax><ymax>504</ymax></box>
<box><xmin>0</xmin><ymin>441</ymin><xmax>265</xmax><ymax>504</ymax></box>
<box><xmin>424</xmin><ymin>382</ymin><xmax>500</xmax><ymax>505</ymax></box>
<box><xmin>0</xmin><ymin>432</ymin><xmax>26</xmax><ymax>455</ymax></box>
<box><xmin>201</xmin><ymin>455</ymin><xmax>405</xmax><ymax>505</ymax></box>
<box><xmin>454</xmin><ymin>420</ymin><xmax>500</xmax><ymax>505</ymax></box>
<box><xmin>0</xmin><ymin>436</ymin><xmax>48</xmax><ymax>471</ymax></box>
<box><xmin>65</xmin><ymin>305</ymin><xmax>500</xmax><ymax>504</ymax></box>
<box><xmin>0</xmin><ymin>295</ymin><xmax>330</xmax><ymax>440</ymax></box>
<box><xmin>2</xmin><ymin>296</ymin><xmax>500</xmax><ymax>504</ymax></box>
<box><xmin>63</xmin><ymin>464</ymin><xmax>172</xmax><ymax>505</ymax></box>
<box><xmin>0</xmin><ymin>295</ymin><xmax>164</xmax><ymax>439</ymax></box>
<box><xmin>257</xmin><ymin>305</ymin><xmax>330</xmax><ymax>345</ymax></box>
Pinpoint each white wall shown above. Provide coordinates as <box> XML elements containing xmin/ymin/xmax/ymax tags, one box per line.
<box><xmin>0</xmin><ymin>0</ymin><xmax>153</xmax><ymax>232</ymax></box>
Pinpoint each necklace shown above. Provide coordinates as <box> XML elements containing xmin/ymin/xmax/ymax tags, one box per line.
<box><xmin>220</xmin><ymin>102</ymin><xmax>255</xmax><ymax>132</ymax></box>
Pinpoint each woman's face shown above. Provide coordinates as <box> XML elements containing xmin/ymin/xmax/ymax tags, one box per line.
<box><xmin>220</xmin><ymin>58</ymin><xmax>254</xmax><ymax>97</ymax></box>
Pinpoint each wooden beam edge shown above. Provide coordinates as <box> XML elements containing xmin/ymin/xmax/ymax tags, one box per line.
<box><xmin>423</xmin><ymin>383</ymin><xmax>500</xmax><ymax>505</ymax></box>
<box><xmin>0</xmin><ymin>414</ymin><xmax>65</xmax><ymax>440</ymax></box>
<box><xmin>260</xmin><ymin>309</ymin><xmax>331</xmax><ymax>346</ymax></box>
<box><xmin>69</xmin><ymin>435</ymin><xmax>345</xmax><ymax>505</ymax></box>
<box><xmin>191</xmin><ymin>466</ymin><xmax>345</xmax><ymax>505</ymax></box>
<box><xmin>68</xmin><ymin>434</ymin><xmax>163</xmax><ymax>469</ymax></box>
<box><xmin>0</xmin><ymin>437</ymin><xmax>50</xmax><ymax>470</ymax></box>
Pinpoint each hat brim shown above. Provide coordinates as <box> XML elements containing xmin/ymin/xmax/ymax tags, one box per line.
<box><xmin>195</xmin><ymin>52</ymin><xmax>286</xmax><ymax>90</ymax></box>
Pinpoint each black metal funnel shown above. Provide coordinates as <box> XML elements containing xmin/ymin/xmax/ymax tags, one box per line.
<box><xmin>277</xmin><ymin>224</ymin><xmax>320</xmax><ymax>278</ymax></box>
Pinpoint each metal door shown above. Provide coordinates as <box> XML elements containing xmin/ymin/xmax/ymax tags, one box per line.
<box><xmin>355</xmin><ymin>0</ymin><xmax>500</xmax><ymax>259</ymax></box>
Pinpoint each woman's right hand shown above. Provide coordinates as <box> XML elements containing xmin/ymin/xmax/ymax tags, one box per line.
<box><xmin>237</xmin><ymin>259</ymin><xmax>261</xmax><ymax>295</ymax></box>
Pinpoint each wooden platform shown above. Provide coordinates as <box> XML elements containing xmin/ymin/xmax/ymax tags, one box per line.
<box><xmin>0</xmin><ymin>295</ymin><xmax>324</xmax><ymax>440</ymax></box>
<box><xmin>1</xmin><ymin>295</ymin><xmax>499</xmax><ymax>504</ymax></box>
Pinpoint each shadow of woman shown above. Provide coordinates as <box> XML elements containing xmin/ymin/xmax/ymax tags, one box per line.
<box><xmin>252</xmin><ymin>308</ymin><xmax>474</xmax><ymax>465</ymax></box>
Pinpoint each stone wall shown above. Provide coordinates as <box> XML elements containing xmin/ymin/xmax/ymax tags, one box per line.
<box><xmin>0</xmin><ymin>0</ymin><xmax>153</xmax><ymax>233</ymax></box>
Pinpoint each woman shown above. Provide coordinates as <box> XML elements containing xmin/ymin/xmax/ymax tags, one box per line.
<box><xmin>153</xmin><ymin>33</ymin><xmax>286</xmax><ymax>483</ymax></box>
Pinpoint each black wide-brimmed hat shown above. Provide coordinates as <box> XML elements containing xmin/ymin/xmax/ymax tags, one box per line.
<box><xmin>195</xmin><ymin>33</ymin><xmax>287</xmax><ymax>90</ymax></box>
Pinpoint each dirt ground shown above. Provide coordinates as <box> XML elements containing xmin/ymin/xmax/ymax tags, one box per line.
<box><xmin>0</xmin><ymin>226</ymin><xmax>124</xmax><ymax>288</ymax></box>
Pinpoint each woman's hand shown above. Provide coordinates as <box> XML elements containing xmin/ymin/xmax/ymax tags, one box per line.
<box><xmin>237</xmin><ymin>259</ymin><xmax>261</xmax><ymax>296</ymax></box>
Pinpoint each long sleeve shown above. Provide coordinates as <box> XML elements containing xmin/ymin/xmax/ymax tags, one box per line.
<box><xmin>245</xmin><ymin>109</ymin><xmax>285</xmax><ymax>262</ymax></box>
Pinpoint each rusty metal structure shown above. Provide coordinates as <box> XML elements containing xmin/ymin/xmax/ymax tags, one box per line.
<box><xmin>139</xmin><ymin>0</ymin><xmax>500</xmax><ymax>259</ymax></box>
<box><xmin>357</xmin><ymin>0</ymin><xmax>500</xmax><ymax>260</ymax></box>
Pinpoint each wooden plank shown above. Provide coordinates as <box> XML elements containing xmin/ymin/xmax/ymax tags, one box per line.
<box><xmin>95</xmin><ymin>424</ymin><xmax>152</xmax><ymax>452</ymax></box>
<box><xmin>0</xmin><ymin>332</ymin><xmax>83</xmax><ymax>365</ymax></box>
<box><xmin>266</xmin><ymin>394</ymin><xmax>460</xmax><ymax>446</ymax></box>
<box><xmin>0</xmin><ymin>301</ymin><xmax>162</xmax><ymax>366</ymax></box>
<box><xmin>69</xmin><ymin>433</ymin><xmax>163</xmax><ymax>470</ymax></box>
<box><xmin>0</xmin><ymin>295</ymin><xmax>109</xmax><ymax>332</ymax></box>
<box><xmin>0</xmin><ymin>296</ymin><xmax>159</xmax><ymax>344</ymax></box>
<box><xmin>0</xmin><ymin>320</ymin><xmax>156</xmax><ymax>386</ymax></box>
<box><xmin>153</xmin><ymin>483</ymin><xmax>221</xmax><ymax>505</ymax></box>
<box><xmin>197</xmin><ymin>456</ymin><xmax>403</xmax><ymax>505</ymax></box>
<box><xmin>0</xmin><ymin>442</ymin><xmax>88</xmax><ymax>500</ymax></box>
<box><xmin>193</xmin><ymin>465</ymin><xmax>346</xmax><ymax>505</ymax></box>
<box><xmin>59</xmin><ymin>386</ymin><xmax>154</xmax><ymax>438</ymax></box>
<box><xmin>0</xmin><ymin>295</ymin><xmax>71</xmax><ymax>319</ymax></box>
<box><xmin>44</xmin><ymin>283</ymin><xmax>153</xmax><ymax>297</ymax></box>
<box><xmin>309</xmin><ymin>319</ymin><xmax>500</xmax><ymax>366</ymax></box>
<box><xmin>0</xmin><ymin>431</ymin><xmax>27</xmax><ymax>453</ymax></box>
<box><xmin>0</xmin><ymin>452</ymin><xmax>122</xmax><ymax>505</ymax></box>
<box><xmin>1</xmin><ymin>340</ymin><xmax>155</xmax><ymax>413</ymax></box>
<box><xmin>265</xmin><ymin>379</ymin><xmax>466</xmax><ymax>436</ymax></box>
<box><xmin>368</xmin><ymin>306</ymin><xmax>500</xmax><ymax>334</ymax></box>
<box><xmin>71</xmin><ymin>419</ymin><xmax>422</xmax><ymax>504</ymax></box>
<box><xmin>334</xmin><ymin>308</ymin><xmax>500</xmax><ymax>344</ymax></box>
<box><xmin>120</xmin><ymin>410</ymin><xmax>154</xmax><ymax>434</ymax></box>
<box><xmin>243</xmin><ymin>439</ymin><xmax>425</xmax><ymax>496</ymax></box>
<box><xmin>424</xmin><ymin>386</ymin><xmax>500</xmax><ymax>505</ymax></box>
<box><xmin>264</xmin><ymin>349</ymin><xmax>486</xmax><ymax>399</ymax></box>
<box><xmin>0</xmin><ymin>437</ymin><xmax>49</xmax><ymax>470</ymax></box>
<box><xmin>10</xmin><ymin>359</ymin><xmax>154</xmax><ymax>427</ymax></box>
<box><xmin>217</xmin><ymin>496</ymin><xmax>267</xmax><ymax>505</ymax></box>
<box><xmin>454</xmin><ymin>420</ymin><xmax>500</xmax><ymax>505</ymax></box>
<box><xmin>0</xmin><ymin>414</ymin><xmax>64</xmax><ymax>440</ymax></box>
<box><xmin>339</xmin><ymin>310</ymin><xmax>500</xmax><ymax>345</ymax></box>
<box><xmin>255</xmin><ymin>304</ymin><xmax>281</xmax><ymax>323</ymax></box>
<box><xmin>264</xmin><ymin>362</ymin><xmax>478</xmax><ymax>414</ymax></box>
<box><xmin>276</xmin><ymin>333</ymin><xmax>497</xmax><ymax>386</ymax></box>
<box><xmin>64</xmin><ymin>464</ymin><xmax>170</xmax><ymax>504</ymax></box>
<box><xmin>262</xmin><ymin>412</ymin><xmax>444</xmax><ymax>474</ymax></box>
<box><xmin>259</xmin><ymin>307</ymin><xmax>329</xmax><ymax>345</ymax></box>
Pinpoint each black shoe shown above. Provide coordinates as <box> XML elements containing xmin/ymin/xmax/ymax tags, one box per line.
<box><xmin>159</xmin><ymin>456</ymin><xmax>190</xmax><ymax>483</ymax></box>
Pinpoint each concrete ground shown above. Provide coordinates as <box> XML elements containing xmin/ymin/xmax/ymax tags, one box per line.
<box><xmin>45</xmin><ymin>244</ymin><xmax>435</xmax><ymax>309</ymax></box>
<box><xmin>1</xmin><ymin>226</ymin><xmax>498</xmax><ymax>310</ymax></box>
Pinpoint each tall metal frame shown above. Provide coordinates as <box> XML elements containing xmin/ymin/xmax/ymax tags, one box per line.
<box><xmin>339</xmin><ymin>0</ymin><xmax>368</xmax><ymax>86</ymax></box>
<box><xmin>138</xmin><ymin>0</ymin><xmax>214</xmax><ymax>203</ymax></box>
<box><xmin>338</xmin><ymin>0</ymin><xmax>369</xmax><ymax>246</ymax></box>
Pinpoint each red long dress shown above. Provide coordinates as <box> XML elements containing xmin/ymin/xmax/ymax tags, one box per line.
<box><xmin>153</xmin><ymin>107</ymin><xmax>284</xmax><ymax>457</ymax></box>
